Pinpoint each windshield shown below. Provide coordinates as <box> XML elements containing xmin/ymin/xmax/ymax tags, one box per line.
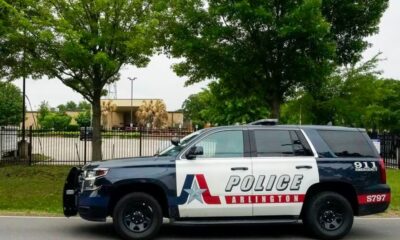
<box><xmin>158</xmin><ymin>130</ymin><xmax>202</xmax><ymax>157</ymax></box>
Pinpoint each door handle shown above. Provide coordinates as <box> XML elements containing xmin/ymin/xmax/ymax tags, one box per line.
<box><xmin>296</xmin><ymin>165</ymin><xmax>312</xmax><ymax>169</ymax></box>
<box><xmin>231</xmin><ymin>167</ymin><xmax>248</xmax><ymax>171</ymax></box>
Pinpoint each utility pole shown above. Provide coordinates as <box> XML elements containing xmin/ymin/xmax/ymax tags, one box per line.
<box><xmin>18</xmin><ymin>33</ymin><xmax>29</xmax><ymax>160</ymax></box>
<box><xmin>22</xmin><ymin>74</ymin><xmax>26</xmax><ymax>141</ymax></box>
<box><xmin>128</xmin><ymin>77</ymin><xmax>137</xmax><ymax>128</ymax></box>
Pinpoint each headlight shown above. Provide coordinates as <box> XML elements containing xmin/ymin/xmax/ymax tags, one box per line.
<box><xmin>82</xmin><ymin>168</ymin><xmax>109</xmax><ymax>191</ymax></box>
<box><xmin>84</xmin><ymin>168</ymin><xmax>109</xmax><ymax>179</ymax></box>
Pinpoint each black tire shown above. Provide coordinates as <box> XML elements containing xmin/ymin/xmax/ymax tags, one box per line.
<box><xmin>303</xmin><ymin>191</ymin><xmax>353</xmax><ymax>240</ymax></box>
<box><xmin>113</xmin><ymin>192</ymin><xmax>163</xmax><ymax>240</ymax></box>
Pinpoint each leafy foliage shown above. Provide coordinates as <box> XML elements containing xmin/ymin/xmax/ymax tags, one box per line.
<box><xmin>164</xmin><ymin>0</ymin><xmax>388</xmax><ymax>117</ymax></box>
<box><xmin>280</xmin><ymin>56</ymin><xmax>400</xmax><ymax>132</ymax></box>
<box><xmin>57</xmin><ymin>100</ymin><xmax>90</xmax><ymax>112</ymax></box>
<box><xmin>12</xmin><ymin>0</ymin><xmax>166</xmax><ymax>160</ymax></box>
<box><xmin>0</xmin><ymin>81</ymin><xmax>23</xmax><ymax>125</ymax></box>
<box><xmin>37</xmin><ymin>101</ymin><xmax>72</xmax><ymax>130</ymax></box>
<box><xmin>182</xmin><ymin>82</ymin><xmax>269</xmax><ymax>127</ymax></box>
<box><xmin>321</xmin><ymin>0</ymin><xmax>389</xmax><ymax>65</ymax></box>
<box><xmin>75</xmin><ymin>111</ymin><xmax>91</xmax><ymax>127</ymax></box>
<box><xmin>0</xmin><ymin>0</ymin><xmax>48</xmax><ymax>80</ymax></box>
<box><xmin>136</xmin><ymin>100</ymin><xmax>168</xmax><ymax>128</ymax></box>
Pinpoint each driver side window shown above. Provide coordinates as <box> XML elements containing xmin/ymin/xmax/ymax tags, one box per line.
<box><xmin>194</xmin><ymin>130</ymin><xmax>244</xmax><ymax>158</ymax></box>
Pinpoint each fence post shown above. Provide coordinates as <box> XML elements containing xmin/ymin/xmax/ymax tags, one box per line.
<box><xmin>84</xmin><ymin>126</ymin><xmax>87</xmax><ymax>165</ymax></box>
<box><xmin>382</xmin><ymin>133</ymin><xmax>386</xmax><ymax>166</ymax></box>
<box><xmin>28</xmin><ymin>126</ymin><xmax>32</xmax><ymax>166</ymax></box>
<box><xmin>397</xmin><ymin>136</ymin><xmax>400</xmax><ymax>169</ymax></box>
<box><xmin>0</xmin><ymin>127</ymin><xmax>2</xmax><ymax>161</ymax></box>
<box><xmin>139</xmin><ymin>128</ymin><xmax>142</xmax><ymax>157</ymax></box>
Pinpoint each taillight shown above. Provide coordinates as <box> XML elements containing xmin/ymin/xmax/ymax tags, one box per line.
<box><xmin>379</xmin><ymin>158</ymin><xmax>386</xmax><ymax>184</ymax></box>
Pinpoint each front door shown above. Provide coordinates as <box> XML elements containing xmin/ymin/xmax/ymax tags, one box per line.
<box><xmin>176</xmin><ymin>129</ymin><xmax>253</xmax><ymax>217</ymax></box>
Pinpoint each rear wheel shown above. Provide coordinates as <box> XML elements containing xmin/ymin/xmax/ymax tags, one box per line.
<box><xmin>113</xmin><ymin>192</ymin><xmax>162</xmax><ymax>240</ymax></box>
<box><xmin>303</xmin><ymin>191</ymin><xmax>353</xmax><ymax>240</ymax></box>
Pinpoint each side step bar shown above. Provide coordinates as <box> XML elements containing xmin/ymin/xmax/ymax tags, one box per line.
<box><xmin>169</xmin><ymin>217</ymin><xmax>300</xmax><ymax>226</ymax></box>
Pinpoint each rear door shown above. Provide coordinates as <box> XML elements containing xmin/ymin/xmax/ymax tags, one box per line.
<box><xmin>176</xmin><ymin>129</ymin><xmax>253</xmax><ymax>217</ymax></box>
<box><xmin>250</xmin><ymin>129</ymin><xmax>319</xmax><ymax>216</ymax></box>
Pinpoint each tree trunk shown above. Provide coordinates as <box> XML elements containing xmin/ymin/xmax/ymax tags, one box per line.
<box><xmin>270</xmin><ymin>97</ymin><xmax>281</xmax><ymax>119</ymax></box>
<box><xmin>91</xmin><ymin>97</ymin><xmax>102</xmax><ymax>161</ymax></box>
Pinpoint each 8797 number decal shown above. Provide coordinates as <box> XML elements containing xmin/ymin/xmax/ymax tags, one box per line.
<box><xmin>358</xmin><ymin>193</ymin><xmax>390</xmax><ymax>204</ymax></box>
<box><xmin>367</xmin><ymin>194</ymin><xmax>386</xmax><ymax>203</ymax></box>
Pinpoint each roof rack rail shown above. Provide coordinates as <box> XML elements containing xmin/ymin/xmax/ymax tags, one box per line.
<box><xmin>248</xmin><ymin>119</ymin><xmax>279</xmax><ymax>126</ymax></box>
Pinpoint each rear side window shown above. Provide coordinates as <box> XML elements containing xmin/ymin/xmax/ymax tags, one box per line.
<box><xmin>253</xmin><ymin>130</ymin><xmax>313</xmax><ymax>157</ymax></box>
<box><xmin>318</xmin><ymin>130</ymin><xmax>377</xmax><ymax>158</ymax></box>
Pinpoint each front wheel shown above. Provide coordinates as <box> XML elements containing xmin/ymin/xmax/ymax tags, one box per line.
<box><xmin>113</xmin><ymin>192</ymin><xmax>163</xmax><ymax>240</ymax></box>
<box><xmin>303</xmin><ymin>191</ymin><xmax>354</xmax><ymax>240</ymax></box>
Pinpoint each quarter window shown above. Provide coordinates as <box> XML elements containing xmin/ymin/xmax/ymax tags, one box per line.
<box><xmin>193</xmin><ymin>130</ymin><xmax>244</xmax><ymax>158</ymax></box>
<box><xmin>318</xmin><ymin>130</ymin><xmax>377</xmax><ymax>158</ymax></box>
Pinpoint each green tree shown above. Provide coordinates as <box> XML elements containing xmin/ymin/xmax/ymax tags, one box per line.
<box><xmin>182</xmin><ymin>90</ymin><xmax>213</xmax><ymax>128</ymax></box>
<box><xmin>31</xmin><ymin>0</ymin><xmax>163</xmax><ymax>160</ymax></box>
<box><xmin>281</xmin><ymin>56</ymin><xmax>400</xmax><ymax>132</ymax></box>
<box><xmin>321</xmin><ymin>0</ymin><xmax>389</xmax><ymax>65</ymax></box>
<box><xmin>39</xmin><ymin>113</ymin><xmax>72</xmax><ymax>130</ymax></box>
<box><xmin>0</xmin><ymin>81</ymin><xmax>23</xmax><ymax>125</ymax></box>
<box><xmin>57</xmin><ymin>101</ymin><xmax>78</xmax><ymax>112</ymax></box>
<box><xmin>182</xmin><ymin>82</ymin><xmax>269</xmax><ymax>127</ymax></box>
<box><xmin>0</xmin><ymin>0</ymin><xmax>45</xmax><ymax>80</ymax></box>
<box><xmin>78</xmin><ymin>101</ymin><xmax>91</xmax><ymax>111</ymax></box>
<box><xmin>57</xmin><ymin>100</ymin><xmax>91</xmax><ymax>112</ymax></box>
<box><xmin>75</xmin><ymin>111</ymin><xmax>91</xmax><ymax>127</ymax></box>
<box><xmin>37</xmin><ymin>101</ymin><xmax>72</xmax><ymax>130</ymax></box>
<box><xmin>206</xmin><ymin>82</ymin><xmax>269</xmax><ymax>125</ymax></box>
<box><xmin>164</xmin><ymin>0</ymin><xmax>388</xmax><ymax>118</ymax></box>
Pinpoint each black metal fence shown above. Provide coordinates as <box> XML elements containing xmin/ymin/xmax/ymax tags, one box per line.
<box><xmin>1</xmin><ymin>126</ymin><xmax>399</xmax><ymax>168</ymax></box>
<box><xmin>0</xmin><ymin>127</ymin><xmax>192</xmax><ymax>166</ymax></box>
<box><xmin>378</xmin><ymin>133</ymin><xmax>400</xmax><ymax>168</ymax></box>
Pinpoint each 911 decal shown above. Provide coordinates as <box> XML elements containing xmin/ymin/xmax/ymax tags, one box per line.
<box><xmin>354</xmin><ymin>161</ymin><xmax>378</xmax><ymax>172</ymax></box>
<box><xmin>358</xmin><ymin>193</ymin><xmax>390</xmax><ymax>204</ymax></box>
<box><xmin>177</xmin><ymin>174</ymin><xmax>304</xmax><ymax>205</ymax></box>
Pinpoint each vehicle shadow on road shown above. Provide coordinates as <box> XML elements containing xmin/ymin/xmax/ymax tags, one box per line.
<box><xmin>159</xmin><ymin>223</ymin><xmax>310</xmax><ymax>239</ymax></box>
<box><xmin>73</xmin><ymin>222</ymin><xmax>311</xmax><ymax>239</ymax></box>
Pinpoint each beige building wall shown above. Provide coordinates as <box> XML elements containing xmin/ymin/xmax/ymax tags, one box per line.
<box><xmin>23</xmin><ymin>99</ymin><xmax>183</xmax><ymax>129</ymax></box>
<box><xmin>24</xmin><ymin>112</ymin><xmax>39</xmax><ymax>128</ymax></box>
<box><xmin>167</xmin><ymin>112</ymin><xmax>184</xmax><ymax>128</ymax></box>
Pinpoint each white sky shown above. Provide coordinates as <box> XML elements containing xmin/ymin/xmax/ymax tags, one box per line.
<box><xmin>14</xmin><ymin>0</ymin><xmax>400</xmax><ymax>111</ymax></box>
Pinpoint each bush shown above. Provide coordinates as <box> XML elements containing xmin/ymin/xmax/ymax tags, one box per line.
<box><xmin>65</xmin><ymin>124</ymin><xmax>79</xmax><ymax>131</ymax></box>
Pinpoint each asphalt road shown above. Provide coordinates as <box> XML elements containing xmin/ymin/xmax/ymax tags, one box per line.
<box><xmin>0</xmin><ymin>216</ymin><xmax>400</xmax><ymax>240</ymax></box>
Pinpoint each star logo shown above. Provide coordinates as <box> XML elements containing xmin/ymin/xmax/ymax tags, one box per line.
<box><xmin>184</xmin><ymin>179</ymin><xmax>206</xmax><ymax>204</ymax></box>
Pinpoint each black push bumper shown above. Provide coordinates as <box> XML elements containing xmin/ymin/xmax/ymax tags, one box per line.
<box><xmin>63</xmin><ymin>167</ymin><xmax>81</xmax><ymax>217</ymax></box>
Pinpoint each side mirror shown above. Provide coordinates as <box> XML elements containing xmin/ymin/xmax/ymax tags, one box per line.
<box><xmin>171</xmin><ymin>137</ymin><xmax>180</xmax><ymax>146</ymax></box>
<box><xmin>186</xmin><ymin>146</ymin><xmax>203</xmax><ymax>160</ymax></box>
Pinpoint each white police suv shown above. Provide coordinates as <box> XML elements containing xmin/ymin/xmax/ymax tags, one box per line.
<box><xmin>64</xmin><ymin>124</ymin><xmax>390</xmax><ymax>240</ymax></box>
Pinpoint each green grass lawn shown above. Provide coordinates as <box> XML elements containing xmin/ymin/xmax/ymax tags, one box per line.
<box><xmin>0</xmin><ymin>165</ymin><xmax>399</xmax><ymax>216</ymax></box>
<box><xmin>387</xmin><ymin>169</ymin><xmax>400</xmax><ymax>213</ymax></box>
<box><xmin>0</xmin><ymin>165</ymin><xmax>71</xmax><ymax>215</ymax></box>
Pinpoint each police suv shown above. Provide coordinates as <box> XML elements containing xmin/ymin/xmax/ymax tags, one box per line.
<box><xmin>63</xmin><ymin>124</ymin><xmax>390</xmax><ymax>240</ymax></box>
